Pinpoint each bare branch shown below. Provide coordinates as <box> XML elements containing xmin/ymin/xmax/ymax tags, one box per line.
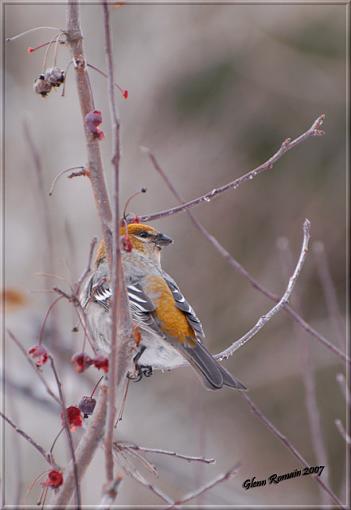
<box><xmin>144</xmin><ymin>148</ymin><xmax>348</xmax><ymax>364</ymax></box>
<box><xmin>277</xmin><ymin>237</ymin><xmax>330</xmax><ymax>506</ymax></box>
<box><xmin>140</xmin><ymin>115</ymin><xmax>325</xmax><ymax>222</ymax></box>
<box><xmin>101</xmin><ymin>0</ymin><xmax>133</xmax><ymax>492</ymax></box>
<box><xmin>242</xmin><ymin>393</ymin><xmax>345</xmax><ymax>509</ymax></box>
<box><xmin>117</xmin><ymin>443</ymin><xmax>215</xmax><ymax>465</ymax></box>
<box><xmin>49</xmin><ymin>356</ymin><xmax>81</xmax><ymax>508</ymax></box>
<box><xmin>152</xmin><ymin>220</ymin><xmax>310</xmax><ymax>371</ymax></box>
<box><xmin>216</xmin><ymin>219</ymin><xmax>310</xmax><ymax>360</ymax></box>
<box><xmin>0</xmin><ymin>411</ymin><xmax>55</xmax><ymax>467</ymax></box>
<box><xmin>50</xmin><ymin>384</ymin><xmax>108</xmax><ymax>506</ymax></box>
<box><xmin>66</xmin><ymin>0</ymin><xmax>113</xmax><ymax>265</ymax></box>
<box><xmin>167</xmin><ymin>463</ymin><xmax>240</xmax><ymax>508</ymax></box>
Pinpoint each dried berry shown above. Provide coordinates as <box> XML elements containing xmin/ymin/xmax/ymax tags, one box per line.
<box><xmin>62</xmin><ymin>406</ymin><xmax>83</xmax><ymax>431</ymax></box>
<box><xmin>92</xmin><ymin>356</ymin><xmax>109</xmax><ymax>373</ymax></box>
<box><xmin>28</xmin><ymin>344</ymin><xmax>48</xmax><ymax>367</ymax></box>
<box><xmin>79</xmin><ymin>396</ymin><xmax>96</xmax><ymax>418</ymax></box>
<box><xmin>44</xmin><ymin>66</ymin><xmax>65</xmax><ymax>87</ymax></box>
<box><xmin>42</xmin><ymin>469</ymin><xmax>63</xmax><ymax>489</ymax></box>
<box><xmin>33</xmin><ymin>74</ymin><xmax>52</xmax><ymax>97</ymax></box>
<box><xmin>71</xmin><ymin>352</ymin><xmax>92</xmax><ymax>373</ymax></box>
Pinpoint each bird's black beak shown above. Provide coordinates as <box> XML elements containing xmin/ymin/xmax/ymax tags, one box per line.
<box><xmin>154</xmin><ymin>232</ymin><xmax>173</xmax><ymax>247</ymax></box>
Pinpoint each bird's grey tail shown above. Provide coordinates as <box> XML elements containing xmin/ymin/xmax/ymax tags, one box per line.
<box><xmin>178</xmin><ymin>341</ymin><xmax>247</xmax><ymax>391</ymax></box>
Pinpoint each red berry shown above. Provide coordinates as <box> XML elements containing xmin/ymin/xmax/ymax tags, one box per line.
<box><xmin>62</xmin><ymin>406</ymin><xmax>83</xmax><ymax>431</ymax></box>
<box><xmin>71</xmin><ymin>352</ymin><xmax>92</xmax><ymax>373</ymax></box>
<box><xmin>122</xmin><ymin>89</ymin><xmax>128</xmax><ymax>99</ymax></box>
<box><xmin>93</xmin><ymin>356</ymin><xmax>109</xmax><ymax>373</ymax></box>
<box><xmin>42</xmin><ymin>469</ymin><xmax>63</xmax><ymax>489</ymax></box>
<box><xmin>27</xmin><ymin>47</ymin><xmax>34</xmax><ymax>54</ymax></box>
<box><xmin>28</xmin><ymin>345</ymin><xmax>48</xmax><ymax>367</ymax></box>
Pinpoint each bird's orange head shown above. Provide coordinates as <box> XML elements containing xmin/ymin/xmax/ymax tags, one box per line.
<box><xmin>95</xmin><ymin>223</ymin><xmax>173</xmax><ymax>266</ymax></box>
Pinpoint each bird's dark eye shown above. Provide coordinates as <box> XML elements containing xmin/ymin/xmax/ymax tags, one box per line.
<box><xmin>138</xmin><ymin>231</ymin><xmax>150</xmax><ymax>238</ymax></box>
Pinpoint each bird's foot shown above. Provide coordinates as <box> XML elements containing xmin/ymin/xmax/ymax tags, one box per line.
<box><xmin>127</xmin><ymin>364</ymin><xmax>153</xmax><ymax>382</ymax></box>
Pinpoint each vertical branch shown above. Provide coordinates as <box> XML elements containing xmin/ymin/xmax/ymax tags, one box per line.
<box><xmin>66</xmin><ymin>0</ymin><xmax>113</xmax><ymax>265</ymax></box>
<box><xmin>101</xmin><ymin>0</ymin><xmax>133</xmax><ymax>497</ymax></box>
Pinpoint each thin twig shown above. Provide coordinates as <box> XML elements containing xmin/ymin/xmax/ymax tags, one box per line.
<box><xmin>144</xmin><ymin>147</ymin><xmax>348</xmax><ymax>364</ymax></box>
<box><xmin>167</xmin><ymin>463</ymin><xmax>240</xmax><ymax>508</ymax></box>
<box><xmin>75</xmin><ymin>236</ymin><xmax>98</xmax><ymax>293</ymax></box>
<box><xmin>98</xmin><ymin>476</ymin><xmax>123</xmax><ymax>508</ymax></box>
<box><xmin>336</xmin><ymin>373</ymin><xmax>349</xmax><ymax>407</ymax></box>
<box><xmin>4</xmin><ymin>374</ymin><xmax>58</xmax><ymax>414</ymax></box>
<box><xmin>101</xmin><ymin>0</ymin><xmax>133</xmax><ymax>495</ymax></box>
<box><xmin>24</xmin><ymin>123</ymin><xmax>60</xmax><ymax>351</ymax></box>
<box><xmin>7</xmin><ymin>330</ymin><xmax>60</xmax><ymax>404</ymax></box>
<box><xmin>117</xmin><ymin>445</ymin><xmax>159</xmax><ymax>477</ymax></box>
<box><xmin>335</xmin><ymin>419</ymin><xmax>351</xmax><ymax>446</ymax></box>
<box><xmin>87</xmin><ymin>62</ymin><xmax>126</xmax><ymax>95</ymax></box>
<box><xmin>117</xmin><ymin>443</ymin><xmax>215</xmax><ymax>465</ymax></box>
<box><xmin>313</xmin><ymin>241</ymin><xmax>345</xmax><ymax>349</ymax></box>
<box><xmin>6</xmin><ymin>26</ymin><xmax>62</xmax><ymax>42</ymax></box>
<box><xmin>50</xmin><ymin>384</ymin><xmax>108</xmax><ymax>506</ymax></box>
<box><xmin>140</xmin><ymin>115</ymin><xmax>325</xmax><ymax>222</ymax></box>
<box><xmin>242</xmin><ymin>393</ymin><xmax>345</xmax><ymax>508</ymax></box>
<box><xmin>49</xmin><ymin>165</ymin><xmax>86</xmax><ymax>196</ymax></box>
<box><xmin>49</xmin><ymin>356</ymin><xmax>81</xmax><ymax>508</ymax></box>
<box><xmin>122</xmin><ymin>464</ymin><xmax>173</xmax><ymax>504</ymax></box>
<box><xmin>0</xmin><ymin>411</ymin><xmax>55</xmax><ymax>467</ymax></box>
<box><xmin>66</xmin><ymin>0</ymin><xmax>113</xmax><ymax>265</ymax></box>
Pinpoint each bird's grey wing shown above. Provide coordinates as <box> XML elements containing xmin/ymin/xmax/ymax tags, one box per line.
<box><xmin>162</xmin><ymin>271</ymin><xmax>205</xmax><ymax>339</ymax></box>
<box><xmin>82</xmin><ymin>273</ymin><xmax>162</xmax><ymax>333</ymax></box>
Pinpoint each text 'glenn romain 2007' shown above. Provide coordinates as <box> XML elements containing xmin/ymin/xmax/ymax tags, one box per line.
<box><xmin>242</xmin><ymin>466</ymin><xmax>325</xmax><ymax>490</ymax></box>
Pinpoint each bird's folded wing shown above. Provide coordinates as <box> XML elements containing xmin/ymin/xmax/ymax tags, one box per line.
<box><xmin>162</xmin><ymin>271</ymin><xmax>205</xmax><ymax>339</ymax></box>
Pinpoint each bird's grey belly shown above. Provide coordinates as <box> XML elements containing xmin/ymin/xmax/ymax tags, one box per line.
<box><xmin>85</xmin><ymin>303</ymin><xmax>183</xmax><ymax>369</ymax></box>
<box><xmin>139</xmin><ymin>331</ymin><xmax>184</xmax><ymax>369</ymax></box>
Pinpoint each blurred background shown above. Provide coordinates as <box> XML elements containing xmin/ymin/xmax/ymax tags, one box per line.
<box><xmin>2</xmin><ymin>2</ymin><xmax>347</xmax><ymax>507</ymax></box>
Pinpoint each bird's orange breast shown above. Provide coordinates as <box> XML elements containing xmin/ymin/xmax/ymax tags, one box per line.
<box><xmin>144</xmin><ymin>275</ymin><xmax>196</xmax><ymax>345</ymax></box>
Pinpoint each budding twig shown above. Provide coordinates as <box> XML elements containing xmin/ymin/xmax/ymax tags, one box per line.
<box><xmin>143</xmin><ymin>145</ymin><xmax>348</xmax><ymax>364</ymax></box>
<box><xmin>140</xmin><ymin>115</ymin><xmax>325</xmax><ymax>222</ymax></box>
